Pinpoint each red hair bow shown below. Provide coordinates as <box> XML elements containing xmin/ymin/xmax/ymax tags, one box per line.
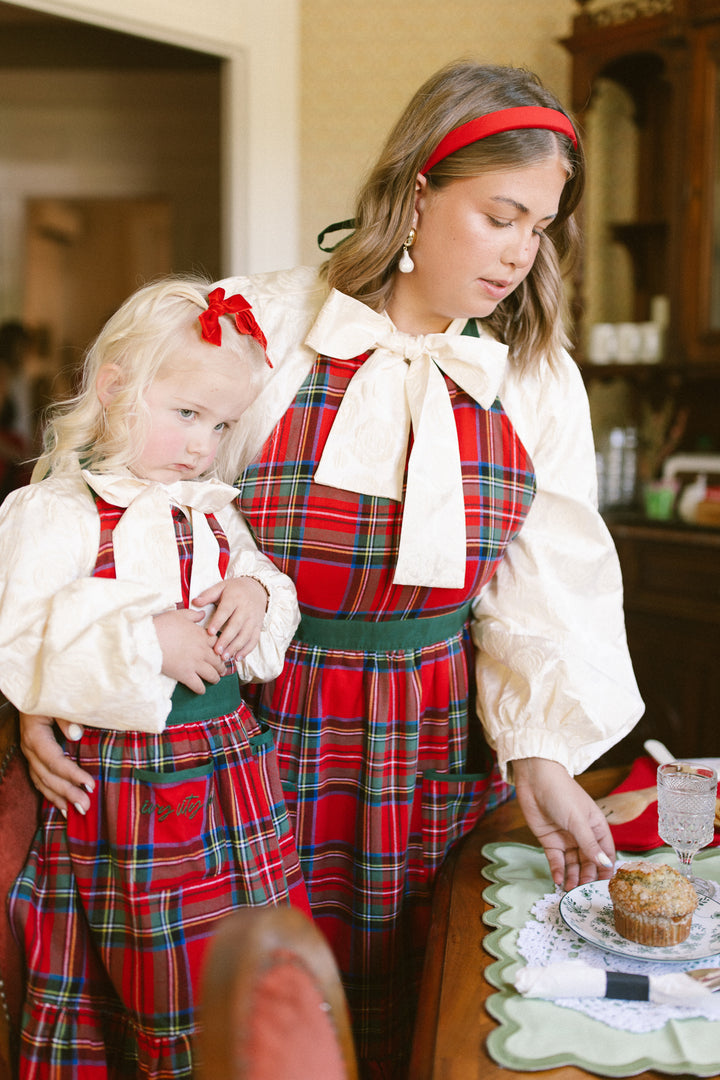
<box><xmin>199</xmin><ymin>288</ymin><xmax>272</xmax><ymax>367</ymax></box>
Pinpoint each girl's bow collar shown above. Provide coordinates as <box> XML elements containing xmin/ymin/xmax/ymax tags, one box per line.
<box><xmin>82</xmin><ymin>470</ymin><xmax>239</xmax><ymax>513</ymax></box>
<box><xmin>81</xmin><ymin>470</ymin><xmax>240</xmax><ymax>607</ymax></box>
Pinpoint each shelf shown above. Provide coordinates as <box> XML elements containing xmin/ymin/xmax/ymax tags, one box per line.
<box><xmin>609</xmin><ymin>219</ymin><xmax>667</xmax><ymax>238</ymax></box>
<box><xmin>609</xmin><ymin>220</ymin><xmax>667</xmax><ymax>247</ymax></box>
<box><xmin>605</xmin><ymin>512</ymin><xmax>720</xmax><ymax>543</ymax></box>
<box><xmin>578</xmin><ymin>360</ymin><xmax>720</xmax><ymax>379</ymax></box>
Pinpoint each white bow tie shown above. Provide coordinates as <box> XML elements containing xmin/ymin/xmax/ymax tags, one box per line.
<box><xmin>81</xmin><ymin>470</ymin><xmax>240</xmax><ymax>609</ymax></box>
<box><xmin>306</xmin><ymin>290</ymin><xmax>508</xmax><ymax>588</ymax></box>
<box><xmin>83</xmin><ymin>470</ymin><xmax>239</xmax><ymax>513</ymax></box>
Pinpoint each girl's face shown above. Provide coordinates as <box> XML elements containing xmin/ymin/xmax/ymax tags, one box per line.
<box><xmin>131</xmin><ymin>338</ymin><xmax>258</xmax><ymax>483</ymax></box>
<box><xmin>387</xmin><ymin>155</ymin><xmax>568</xmax><ymax>335</ymax></box>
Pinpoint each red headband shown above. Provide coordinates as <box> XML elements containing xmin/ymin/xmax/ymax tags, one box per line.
<box><xmin>421</xmin><ymin>106</ymin><xmax>578</xmax><ymax>174</ymax></box>
<box><xmin>199</xmin><ymin>288</ymin><xmax>272</xmax><ymax>367</ymax></box>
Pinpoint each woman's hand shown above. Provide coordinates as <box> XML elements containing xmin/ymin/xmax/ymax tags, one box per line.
<box><xmin>20</xmin><ymin>712</ymin><xmax>94</xmax><ymax>816</ymax></box>
<box><xmin>511</xmin><ymin>757</ymin><xmax>615</xmax><ymax>890</ymax></box>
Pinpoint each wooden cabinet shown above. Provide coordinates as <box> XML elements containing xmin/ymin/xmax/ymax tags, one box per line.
<box><xmin>560</xmin><ymin>5</ymin><xmax>720</xmax><ymax>769</ymax></box>
<box><xmin>599</xmin><ymin>520</ymin><xmax>720</xmax><ymax>764</ymax></box>
<box><xmin>680</xmin><ymin>16</ymin><xmax>720</xmax><ymax>364</ymax></box>
<box><xmin>563</xmin><ymin>4</ymin><xmax>686</xmax><ymax>350</ymax></box>
<box><xmin>562</xmin><ymin>0</ymin><xmax>720</xmax><ymax>373</ymax></box>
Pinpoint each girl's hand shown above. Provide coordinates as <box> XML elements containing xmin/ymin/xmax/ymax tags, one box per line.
<box><xmin>153</xmin><ymin>608</ymin><xmax>227</xmax><ymax>693</ymax></box>
<box><xmin>511</xmin><ymin>757</ymin><xmax>616</xmax><ymax>890</ymax></box>
<box><xmin>19</xmin><ymin>712</ymin><xmax>94</xmax><ymax>816</ymax></box>
<box><xmin>193</xmin><ymin>577</ymin><xmax>268</xmax><ymax>659</ymax></box>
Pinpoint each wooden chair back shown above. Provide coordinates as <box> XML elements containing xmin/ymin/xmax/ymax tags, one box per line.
<box><xmin>0</xmin><ymin>697</ymin><xmax>42</xmax><ymax>1078</ymax></box>
<box><xmin>197</xmin><ymin>906</ymin><xmax>358</xmax><ymax>1080</ymax></box>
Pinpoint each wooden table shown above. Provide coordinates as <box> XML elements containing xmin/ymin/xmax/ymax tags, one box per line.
<box><xmin>409</xmin><ymin>766</ymin><xmax>665</xmax><ymax>1080</ymax></box>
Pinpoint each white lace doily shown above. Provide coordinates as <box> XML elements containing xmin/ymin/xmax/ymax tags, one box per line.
<box><xmin>516</xmin><ymin>889</ymin><xmax>720</xmax><ymax>1033</ymax></box>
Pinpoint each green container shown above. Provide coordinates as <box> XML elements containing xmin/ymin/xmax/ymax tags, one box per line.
<box><xmin>643</xmin><ymin>482</ymin><xmax>676</xmax><ymax>520</ymax></box>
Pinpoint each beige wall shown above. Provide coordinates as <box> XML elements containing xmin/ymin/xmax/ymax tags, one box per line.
<box><xmin>4</xmin><ymin>0</ymin><xmax>299</xmax><ymax>277</ymax></box>
<box><xmin>299</xmin><ymin>0</ymin><xmax>576</xmax><ymax>265</ymax></box>
<box><xmin>4</xmin><ymin>0</ymin><xmax>579</xmax><ymax>278</ymax></box>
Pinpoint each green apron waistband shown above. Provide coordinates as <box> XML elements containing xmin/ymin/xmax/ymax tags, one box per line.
<box><xmin>294</xmin><ymin>603</ymin><xmax>472</xmax><ymax>652</ymax></box>
<box><xmin>166</xmin><ymin>674</ymin><xmax>242</xmax><ymax>726</ymax></box>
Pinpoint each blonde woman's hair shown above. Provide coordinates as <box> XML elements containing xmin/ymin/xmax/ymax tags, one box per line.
<box><xmin>325</xmin><ymin>60</ymin><xmax>584</xmax><ymax>367</ymax></box>
<box><xmin>32</xmin><ymin>275</ymin><xmax>266</xmax><ymax>483</ymax></box>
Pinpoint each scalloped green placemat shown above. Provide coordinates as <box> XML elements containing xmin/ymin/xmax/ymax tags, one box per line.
<box><xmin>481</xmin><ymin>842</ymin><xmax>720</xmax><ymax>1076</ymax></box>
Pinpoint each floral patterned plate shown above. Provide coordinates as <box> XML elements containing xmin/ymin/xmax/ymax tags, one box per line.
<box><xmin>559</xmin><ymin>880</ymin><xmax>720</xmax><ymax>962</ymax></box>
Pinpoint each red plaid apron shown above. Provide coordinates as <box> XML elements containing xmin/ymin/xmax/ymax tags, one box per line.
<box><xmin>10</xmin><ymin>494</ymin><xmax>308</xmax><ymax>1079</ymax></box>
<box><xmin>237</xmin><ymin>339</ymin><xmax>536</xmax><ymax>1079</ymax></box>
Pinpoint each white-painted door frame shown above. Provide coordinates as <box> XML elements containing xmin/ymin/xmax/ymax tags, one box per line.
<box><xmin>4</xmin><ymin>0</ymin><xmax>300</xmax><ymax>275</ymax></box>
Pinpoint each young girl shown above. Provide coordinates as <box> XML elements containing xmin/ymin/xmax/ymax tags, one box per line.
<box><xmin>0</xmin><ymin>277</ymin><xmax>308</xmax><ymax>1078</ymax></box>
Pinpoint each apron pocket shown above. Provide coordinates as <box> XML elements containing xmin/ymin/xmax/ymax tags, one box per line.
<box><xmin>419</xmin><ymin>768</ymin><xmax>493</xmax><ymax>874</ymax></box>
<box><xmin>130</xmin><ymin>762</ymin><xmax>217</xmax><ymax>888</ymax></box>
<box><xmin>74</xmin><ymin>761</ymin><xmax>220</xmax><ymax>892</ymax></box>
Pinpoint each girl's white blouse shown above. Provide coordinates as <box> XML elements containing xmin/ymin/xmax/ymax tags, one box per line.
<box><xmin>214</xmin><ymin>266</ymin><xmax>645</xmax><ymax>779</ymax></box>
<box><xmin>0</xmin><ymin>469</ymin><xmax>300</xmax><ymax>733</ymax></box>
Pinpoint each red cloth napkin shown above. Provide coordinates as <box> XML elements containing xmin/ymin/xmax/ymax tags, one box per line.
<box><xmin>607</xmin><ymin>755</ymin><xmax>720</xmax><ymax>852</ymax></box>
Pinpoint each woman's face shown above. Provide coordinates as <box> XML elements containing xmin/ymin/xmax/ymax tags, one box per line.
<box><xmin>386</xmin><ymin>155</ymin><xmax>568</xmax><ymax>335</ymax></box>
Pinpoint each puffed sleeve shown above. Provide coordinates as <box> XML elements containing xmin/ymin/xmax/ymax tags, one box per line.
<box><xmin>0</xmin><ymin>479</ymin><xmax>174</xmax><ymax>732</ymax></box>
<box><xmin>216</xmin><ymin>502</ymin><xmax>300</xmax><ymax>682</ymax></box>
<box><xmin>471</xmin><ymin>351</ymin><xmax>644</xmax><ymax>779</ymax></box>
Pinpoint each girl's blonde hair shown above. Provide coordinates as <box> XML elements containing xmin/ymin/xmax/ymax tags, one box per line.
<box><xmin>325</xmin><ymin>60</ymin><xmax>584</xmax><ymax>367</ymax></box>
<box><xmin>32</xmin><ymin>275</ymin><xmax>265</xmax><ymax>483</ymax></box>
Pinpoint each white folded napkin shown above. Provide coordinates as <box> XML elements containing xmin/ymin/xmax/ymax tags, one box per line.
<box><xmin>514</xmin><ymin>961</ymin><xmax>720</xmax><ymax>1014</ymax></box>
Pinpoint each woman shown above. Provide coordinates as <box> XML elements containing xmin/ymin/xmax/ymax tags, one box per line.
<box><xmin>21</xmin><ymin>61</ymin><xmax>643</xmax><ymax>1079</ymax></box>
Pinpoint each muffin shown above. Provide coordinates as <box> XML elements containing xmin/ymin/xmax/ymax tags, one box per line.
<box><xmin>608</xmin><ymin>860</ymin><xmax>698</xmax><ymax>946</ymax></box>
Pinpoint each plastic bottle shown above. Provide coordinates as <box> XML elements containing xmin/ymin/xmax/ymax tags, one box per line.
<box><xmin>604</xmin><ymin>428</ymin><xmax>626</xmax><ymax>508</ymax></box>
<box><xmin>621</xmin><ymin>427</ymin><xmax>638</xmax><ymax>506</ymax></box>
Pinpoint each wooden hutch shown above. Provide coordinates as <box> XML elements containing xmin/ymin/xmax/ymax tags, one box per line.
<box><xmin>562</xmin><ymin>0</ymin><xmax>720</xmax><ymax>763</ymax></box>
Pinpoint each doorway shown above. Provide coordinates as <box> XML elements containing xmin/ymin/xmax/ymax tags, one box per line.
<box><xmin>0</xmin><ymin>1</ymin><xmax>222</xmax><ymax>439</ymax></box>
<box><xmin>22</xmin><ymin>197</ymin><xmax>173</xmax><ymax>419</ymax></box>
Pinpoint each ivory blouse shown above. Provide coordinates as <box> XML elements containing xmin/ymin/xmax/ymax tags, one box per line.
<box><xmin>214</xmin><ymin>265</ymin><xmax>644</xmax><ymax>778</ymax></box>
<box><xmin>0</xmin><ymin>468</ymin><xmax>300</xmax><ymax>733</ymax></box>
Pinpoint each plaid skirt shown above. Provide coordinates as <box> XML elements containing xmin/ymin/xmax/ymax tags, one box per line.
<box><xmin>9</xmin><ymin>679</ymin><xmax>308</xmax><ymax>1080</ymax></box>
<box><xmin>248</xmin><ymin>611</ymin><xmax>513</xmax><ymax>1080</ymax></box>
